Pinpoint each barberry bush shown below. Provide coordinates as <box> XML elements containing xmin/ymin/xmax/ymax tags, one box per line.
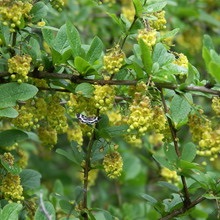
<box><xmin>0</xmin><ymin>0</ymin><xmax>220</xmax><ymax>219</ymax></box>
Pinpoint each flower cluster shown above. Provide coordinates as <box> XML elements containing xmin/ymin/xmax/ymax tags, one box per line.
<box><xmin>67</xmin><ymin>124</ymin><xmax>83</xmax><ymax>147</ymax></box>
<box><xmin>1</xmin><ymin>152</ymin><xmax>14</xmax><ymax>166</ymax></box>
<box><xmin>0</xmin><ymin>1</ymin><xmax>32</xmax><ymax>32</ymax></box>
<box><xmin>103</xmin><ymin>45</ymin><xmax>125</xmax><ymax>75</ymax></box>
<box><xmin>121</xmin><ymin>0</ymin><xmax>135</xmax><ymax>22</ymax></box>
<box><xmin>160</xmin><ymin>167</ymin><xmax>179</xmax><ymax>183</ymax></box>
<box><xmin>212</xmin><ymin>97</ymin><xmax>220</xmax><ymax>115</ymax></box>
<box><xmin>17</xmin><ymin>149</ymin><xmax>29</xmax><ymax>169</ymax></box>
<box><xmin>94</xmin><ymin>85</ymin><xmax>115</xmax><ymax>113</ymax></box>
<box><xmin>149</xmin><ymin>11</ymin><xmax>167</xmax><ymax>30</ymax></box>
<box><xmin>137</xmin><ymin>29</ymin><xmax>157</xmax><ymax>47</ymax></box>
<box><xmin>50</xmin><ymin>0</ymin><xmax>65</xmax><ymax>12</ymax></box>
<box><xmin>188</xmin><ymin>111</ymin><xmax>220</xmax><ymax>161</ymax></box>
<box><xmin>8</xmin><ymin>54</ymin><xmax>32</xmax><ymax>83</ymax></box>
<box><xmin>103</xmin><ymin>151</ymin><xmax>123</xmax><ymax>179</ymax></box>
<box><xmin>12</xmin><ymin>94</ymin><xmax>68</xmax><ymax>147</ymax></box>
<box><xmin>0</xmin><ymin>173</ymin><xmax>24</xmax><ymax>202</ymax></box>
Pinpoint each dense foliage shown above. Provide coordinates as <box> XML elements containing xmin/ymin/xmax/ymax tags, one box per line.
<box><xmin>0</xmin><ymin>0</ymin><xmax>220</xmax><ymax>219</ymax></box>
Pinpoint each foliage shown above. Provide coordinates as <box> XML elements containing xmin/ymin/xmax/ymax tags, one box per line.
<box><xmin>0</xmin><ymin>0</ymin><xmax>220</xmax><ymax>219</ymax></box>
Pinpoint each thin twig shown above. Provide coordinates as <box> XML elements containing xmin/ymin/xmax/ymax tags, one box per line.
<box><xmin>39</xmin><ymin>192</ymin><xmax>53</xmax><ymax>220</ymax></box>
<box><xmin>160</xmin><ymin>88</ymin><xmax>191</xmax><ymax>208</ymax></box>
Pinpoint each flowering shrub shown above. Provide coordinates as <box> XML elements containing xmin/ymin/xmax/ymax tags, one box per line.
<box><xmin>0</xmin><ymin>0</ymin><xmax>220</xmax><ymax>219</ymax></box>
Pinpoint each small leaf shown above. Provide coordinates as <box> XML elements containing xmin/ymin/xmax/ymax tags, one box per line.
<box><xmin>0</xmin><ymin>83</ymin><xmax>38</xmax><ymax>109</ymax></box>
<box><xmin>20</xmin><ymin>169</ymin><xmax>41</xmax><ymax>190</ymax></box>
<box><xmin>0</xmin><ymin>203</ymin><xmax>22</xmax><ymax>220</ymax></box>
<box><xmin>0</xmin><ymin>129</ymin><xmax>28</xmax><ymax>147</ymax></box>
<box><xmin>158</xmin><ymin>181</ymin><xmax>179</xmax><ymax>193</ymax></box>
<box><xmin>153</xmin><ymin>155</ymin><xmax>173</xmax><ymax>170</ymax></box>
<box><xmin>53</xmin><ymin>25</ymin><xmax>69</xmax><ymax>54</ymax></box>
<box><xmin>86</xmin><ymin>36</ymin><xmax>103</xmax><ymax>64</ymax></box>
<box><xmin>75</xmin><ymin>83</ymin><xmax>94</xmax><ymax>98</ymax></box>
<box><xmin>164</xmin><ymin>144</ymin><xmax>178</xmax><ymax>163</ymax></box>
<box><xmin>139</xmin><ymin>39</ymin><xmax>152</xmax><ymax>73</ymax></box>
<box><xmin>153</xmin><ymin>43</ymin><xmax>175</xmax><ymax>67</ymax></box>
<box><xmin>34</xmin><ymin>201</ymin><xmax>56</xmax><ymax>220</ymax></box>
<box><xmin>140</xmin><ymin>193</ymin><xmax>157</xmax><ymax>204</ymax></box>
<box><xmin>0</xmin><ymin>107</ymin><xmax>18</xmax><ymax>118</ymax></box>
<box><xmin>170</xmin><ymin>93</ymin><xmax>192</xmax><ymax>129</ymax></box>
<box><xmin>145</xmin><ymin>1</ymin><xmax>167</xmax><ymax>13</ymax></box>
<box><xmin>133</xmin><ymin>0</ymin><xmax>143</xmax><ymax>18</ymax></box>
<box><xmin>1</xmin><ymin>159</ymin><xmax>21</xmax><ymax>175</ymax></box>
<box><xmin>30</xmin><ymin>2</ymin><xmax>48</xmax><ymax>23</ymax></box>
<box><xmin>74</xmin><ymin>56</ymin><xmax>96</xmax><ymax>75</ymax></box>
<box><xmin>181</xmin><ymin>142</ymin><xmax>197</xmax><ymax>162</ymax></box>
<box><xmin>209</xmin><ymin>61</ymin><xmax>220</xmax><ymax>83</ymax></box>
<box><xmin>66</xmin><ymin>21</ymin><xmax>82</xmax><ymax>57</ymax></box>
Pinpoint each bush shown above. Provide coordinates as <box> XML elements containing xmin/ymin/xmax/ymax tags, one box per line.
<box><xmin>0</xmin><ymin>0</ymin><xmax>220</xmax><ymax>219</ymax></box>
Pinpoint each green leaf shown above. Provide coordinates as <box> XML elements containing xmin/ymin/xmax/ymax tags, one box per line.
<box><xmin>209</xmin><ymin>61</ymin><xmax>220</xmax><ymax>83</ymax></box>
<box><xmin>153</xmin><ymin>155</ymin><xmax>174</xmax><ymax>170</ymax></box>
<box><xmin>66</xmin><ymin>21</ymin><xmax>82</xmax><ymax>57</ymax></box>
<box><xmin>20</xmin><ymin>169</ymin><xmax>41</xmax><ymax>190</ymax></box>
<box><xmin>178</xmin><ymin>160</ymin><xmax>201</xmax><ymax>176</ymax></box>
<box><xmin>145</xmin><ymin>1</ymin><xmax>167</xmax><ymax>13</ymax></box>
<box><xmin>1</xmin><ymin>159</ymin><xmax>21</xmax><ymax>175</ymax></box>
<box><xmin>53</xmin><ymin>25</ymin><xmax>69</xmax><ymax>54</ymax></box>
<box><xmin>139</xmin><ymin>39</ymin><xmax>152</xmax><ymax>73</ymax></box>
<box><xmin>164</xmin><ymin>144</ymin><xmax>178</xmax><ymax>163</ymax></box>
<box><xmin>181</xmin><ymin>142</ymin><xmax>197</xmax><ymax>162</ymax></box>
<box><xmin>86</xmin><ymin>36</ymin><xmax>103</xmax><ymax>64</ymax></box>
<box><xmin>0</xmin><ymin>83</ymin><xmax>38</xmax><ymax>109</ymax></box>
<box><xmin>0</xmin><ymin>129</ymin><xmax>28</xmax><ymax>147</ymax></box>
<box><xmin>0</xmin><ymin>203</ymin><xmax>22</xmax><ymax>220</ymax></box>
<box><xmin>42</xmin><ymin>28</ymin><xmax>55</xmax><ymax>48</ymax></box>
<box><xmin>163</xmin><ymin>193</ymin><xmax>182</xmax><ymax>212</ymax></box>
<box><xmin>186</xmin><ymin>64</ymin><xmax>200</xmax><ymax>85</ymax></box>
<box><xmin>140</xmin><ymin>193</ymin><xmax>157</xmax><ymax>204</ymax></box>
<box><xmin>75</xmin><ymin>83</ymin><xmax>94</xmax><ymax>98</ymax></box>
<box><xmin>34</xmin><ymin>201</ymin><xmax>56</xmax><ymax>220</ymax></box>
<box><xmin>153</xmin><ymin>43</ymin><xmax>175</xmax><ymax>67</ymax></box>
<box><xmin>102</xmin><ymin>125</ymin><xmax>128</xmax><ymax>138</ymax></box>
<box><xmin>74</xmin><ymin>56</ymin><xmax>96</xmax><ymax>75</ymax></box>
<box><xmin>170</xmin><ymin>93</ymin><xmax>192</xmax><ymax>129</ymax></box>
<box><xmin>158</xmin><ymin>181</ymin><xmax>179</xmax><ymax>193</ymax></box>
<box><xmin>133</xmin><ymin>0</ymin><xmax>143</xmax><ymax>18</ymax></box>
<box><xmin>0</xmin><ymin>107</ymin><xmax>18</xmax><ymax>118</ymax></box>
<box><xmin>30</xmin><ymin>2</ymin><xmax>48</xmax><ymax>23</ymax></box>
<box><xmin>203</xmin><ymin>35</ymin><xmax>214</xmax><ymax>50</ymax></box>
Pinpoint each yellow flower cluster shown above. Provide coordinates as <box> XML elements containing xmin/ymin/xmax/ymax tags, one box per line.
<box><xmin>103</xmin><ymin>151</ymin><xmax>123</xmax><ymax>179</ymax></box>
<box><xmin>174</xmin><ymin>53</ymin><xmax>188</xmax><ymax>69</ymax></box>
<box><xmin>17</xmin><ymin>149</ymin><xmax>29</xmax><ymax>168</ymax></box>
<box><xmin>1</xmin><ymin>152</ymin><xmax>14</xmax><ymax>166</ymax></box>
<box><xmin>121</xmin><ymin>0</ymin><xmax>135</xmax><ymax>22</ymax></box>
<box><xmin>50</xmin><ymin>0</ymin><xmax>65</xmax><ymax>12</ymax></box>
<box><xmin>103</xmin><ymin>45</ymin><xmax>125</xmax><ymax>75</ymax></box>
<box><xmin>94</xmin><ymin>85</ymin><xmax>115</xmax><ymax>113</ymax></box>
<box><xmin>212</xmin><ymin>97</ymin><xmax>220</xmax><ymax>115</ymax></box>
<box><xmin>0</xmin><ymin>1</ymin><xmax>32</xmax><ymax>32</ymax></box>
<box><xmin>0</xmin><ymin>173</ymin><xmax>24</xmax><ymax>202</ymax></box>
<box><xmin>67</xmin><ymin>124</ymin><xmax>83</xmax><ymax>147</ymax></box>
<box><xmin>160</xmin><ymin>167</ymin><xmax>179</xmax><ymax>183</ymax></box>
<box><xmin>137</xmin><ymin>29</ymin><xmax>157</xmax><ymax>47</ymax></box>
<box><xmin>12</xmin><ymin>104</ymin><xmax>38</xmax><ymax>130</ymax></box>
<box><xmin>47</xmin><ymin>95</ymin><xmax>68</xmax><ymax>133</ymax></box>
<box><xmin>67</xmin><ymin>94</ymin><xmax>95</xmax><ymax>117</ymax></box>
<box><xmin>188</xmin><ymin>111</ymin><xmax>220</xmax><ymax>161</ymax></box>
<box><xmin>107</xmin><ymin>110</ymin><xmax>122</xmax><ymax>125</ymax></box>
<box><xmin>38</xmin><ymin>126</ymin><xmax>57</xmax><ymax>147</ymax></box>
<box><xmin>8</xmin><ymin>54</ymin><xmax>32</xmax><ymax>83</ymax></box>
<box><xmin>149</xmin><ymin>11</ymin><xmax>166</xmax><ymax>30</ymax></box>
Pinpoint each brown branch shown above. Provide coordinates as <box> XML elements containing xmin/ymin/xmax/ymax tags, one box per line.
<box><xmin>1</xmin><ymin>71</ymin><xmax>220</xmax><ymax>96</ymax></box>
<box><xmin>160</xmin><ymin>89</ymin><xmax>191</xmax><ymax>208</ymax></box>
<box><xmin>160</xmin><ymin>196</ymin><xmax>205</xmax><ymax>220</ymax></box>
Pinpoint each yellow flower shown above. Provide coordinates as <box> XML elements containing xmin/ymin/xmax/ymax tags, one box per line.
<box><xmin>103</xmin><ymin>151</ymin><xmax>123</xmax><ymax>179</ymax></box>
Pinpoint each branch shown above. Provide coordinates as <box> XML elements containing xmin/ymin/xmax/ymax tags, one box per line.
<box><xmin>1</xmin><ymin>71</ymin><xmax>220</xmax><ymax>96</ymax></box>
<box><xmin>160</xmin><ymin>196</ymin><xmax>205</xmax><ymax>220</ymax></box>
<box><xmin>160</xmin><ymin>89</ymin><xmax>191</xmax><ymax>208</ymax></box>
